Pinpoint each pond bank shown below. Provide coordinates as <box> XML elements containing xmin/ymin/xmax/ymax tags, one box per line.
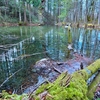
<box><xmin>0</xmin><ymin>22</ymin><xmax>43</xmax><ymax>27</ymax></box>
<box><xmin>55</xmin><ymin>22</ymin><xmax>100</xmax><ymax>29</ymax></box>
<box><xmin>0</xmin><ymin>22</ymin><xmax>100</xmax><ymax>30</ymax></box>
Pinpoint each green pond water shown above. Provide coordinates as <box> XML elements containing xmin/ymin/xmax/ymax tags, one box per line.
<box><xmin>0</xmin><ymin>26</ymin><xmax>100</xmax><ymax>93</ymax></box>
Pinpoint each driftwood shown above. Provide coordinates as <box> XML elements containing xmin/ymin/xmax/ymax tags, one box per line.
<box><xmin>53</xmin><ymin>66</ymin><xmax>62</xmax><ymax>74</ymax></box>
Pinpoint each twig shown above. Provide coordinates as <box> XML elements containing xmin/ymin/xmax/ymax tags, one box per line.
<box><xmin>53</xmin><ymin>66</ymin><xmax>62</xmax><ymax>74</ymax></box>
<box><xmin>0</xmin><ymin>68</ymin><xmax>23</xmax><ymax>88</ymax></box>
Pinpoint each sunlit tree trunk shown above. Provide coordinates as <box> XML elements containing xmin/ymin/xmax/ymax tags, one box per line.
<box><xmin>80</xmin><ymin>0</ymin><xmax>83</xmax><ymax>21</ymax></box>
<box><xmin>98</xmin><ymin>1</ymin><xmax>100</xmax><ymax>25</ymax></box>
<box><xmin>74</xmin><ymin>1</ymin><xmax>77</xmax><ymax>23</ymax></box>
<box><xmin>14</xmin><ymin>0</ymin><xmax>17</xmax><ymax>18</ymax></box>
<box><xmin>18</xmin><ymin>0</ymin><xmax>22</xmax><ymax>22</ymax></box>
<box><xmin>45</xmin><ymin>0</ymin><xmax>48</xmax><ymax>12</ymax></box>
<box><xmin>28</xmin><ymin>4</ymin><xmax>32</xmax><ymax>24</ymax></box>
<box><xmin>48</xmin><ymin>0</ymin><xmax>50</xmax><ymax>14</ymax></box>
<box><xmin>85</xmin><ymin>0</ymin><xmax>88</xmax><ymax>23</ymax></box>
<box><xmin>53</xmin><ymin>0</ymin><xmax>57</xmax><ymax>24</ymax></box>
<box><xmin>58</xmin><ymin>0</ymin><xmax>60</xmax><ymax>23</ymax></box>
<box><xmin>24</xmin><ymin>2</ymin><xmax>27</xmax><ymax>23</ymax></box>
<box><xmin>0</xmin><ymin>9</ymin><xmax>1</xmax><ymax>16</ymax></box>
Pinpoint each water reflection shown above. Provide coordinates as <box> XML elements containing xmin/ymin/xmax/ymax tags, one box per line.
<box><xmin>1</xmin><ymin>37</ymin><xmax>35</xmax><ymax>80</ymax></box>
<box><xmin>45</xmin><ymin>27</ymin><xmax>100</xmax><ymax>61</ymax></box>
<box><xmin>0</xmin><ymin>26</ymin><xmax>48</xmax><ymax>92</ymax></box>
<box><xmin>0</xmin><ymin>26</ymin><xmax>100</xmax><ymax>93</ymax></box>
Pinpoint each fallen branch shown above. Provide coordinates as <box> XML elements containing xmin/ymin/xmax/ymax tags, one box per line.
<box><xmin>53</xmin><ymin>66</ymin><xmax>62</xmax><ymax>74</ymax></box>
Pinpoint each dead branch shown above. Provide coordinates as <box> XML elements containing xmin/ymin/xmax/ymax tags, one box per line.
<box><xmin>53</xmin><ymin>66</ymin><xmax>62</xmax><ymax>74</ymax></box>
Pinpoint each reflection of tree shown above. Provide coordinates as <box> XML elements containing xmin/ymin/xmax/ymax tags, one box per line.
<box><xmin>80</xmin><ymin>30</ymin><xmax>88</xmax><ymax>54</ymax></box>
<box><xmin>45</xmin><ymin>27</ymin><xmax>100</xmax><ymax>61</ymax></box>
<box><xmin>73</xmin><ymin>28</ymin><xmax>100</xmax><ymax>60</ymax></box>
<box><xmin>67</xmin><ymin>28</ymin><xmax>72</xmax><ymax>44</ymax></box>
<box><xmin>91</xmin><ymin>30</ymin><xmax>98</xmax><ymax>58</ymax></box>
<box><xmin>66</xmin><ymin>28</ymin><xmax>72</xmax><ymax>58</ymax></box>
<box><xmin>0</xmin><ymin>36</ymin><xmax>36</xmax><ymax>87</ymax></box>
<box><xmin>45</xmin><ymin>28</ymin><xmax>67</xmax><ymax>61</ymax></box>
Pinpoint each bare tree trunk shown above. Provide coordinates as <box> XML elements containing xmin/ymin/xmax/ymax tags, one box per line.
<box><xmin>85</xmin><ymin>0</ymin><xmax>88</xmax><ymax>23</ymax></box>
<box><xmin>28</xmin><ymin>4</ymin><xmax>32</xmax><ymax>24</ymax></box>
<box><xmin>24</xmin><ymin>2</ymin><xmax>27</xmax><ymax>23</ymax></box>
<box><xmin>18</xmin><ymin>0</ymin><xmax>22</xmax><ymax>22</ymax></box>
<box><xmin>98</xmin><ymin>1</ymin><xmax>100</xmax><ymax>25</ymax></box>
<box><xmin>80</xmin><ymin>0</ymin><xmax>83</xmax><ymax>21</ymax></box>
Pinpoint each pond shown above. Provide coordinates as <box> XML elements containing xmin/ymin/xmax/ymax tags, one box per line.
<box><xmin>0</xmin><ymin>26</ymin><xmax>100</xmax><ymax>93</ymax></box>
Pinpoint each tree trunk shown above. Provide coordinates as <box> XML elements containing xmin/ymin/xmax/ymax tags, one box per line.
<box><xmin>98</xmin><ymin>1</ymin><xmax>100</xmax><ymax>25</ymax></box>
<box><xmin>24</xmin><ymin>2</ymin><xmax>27</xmax><ymax>23</ymax></box>
<box><xmin>85</xmin><ymin>0</ymin><xmax>88</xmax><ymax>23</ymax></box>
<box><xmin>28</xmin><ymin>4</ymin><xmax>32</xmax><ymax>24</ymax></box>
<box><xmin>19</xmin><ymin>0</ymin><xmax>22</xmax><ymax>22</ymax></box>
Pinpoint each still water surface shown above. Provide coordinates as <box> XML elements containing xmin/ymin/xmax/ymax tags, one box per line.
<box><xmin>0</xmin><ymin>26</ymin><xmax>100</xmax><ymax>92</ymax></box>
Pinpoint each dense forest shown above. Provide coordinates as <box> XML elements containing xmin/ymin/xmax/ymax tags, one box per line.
<box><xmin>0</xmin><ymin>0</ymin><xmax>100</xmax><ymax>25</ymax></box>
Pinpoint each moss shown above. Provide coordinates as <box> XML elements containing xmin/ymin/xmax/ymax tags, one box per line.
<box><xmin>87</xmin><ymin>72</ymin><xmax>100</xmax><ymax>99</ymax></box>
<box><xmin>34</xmin><ymin>59</ymin><xmax>100</xmax><ymax>100</ymax></box>
<box><xmin>87</xmin><ymin>23</ymin><xmax>94</xmax><ymax>28</ymax></box>
<box><xmin>35</xmin><ymin>83</ymin><xmax>49</xmax><ymax>95</ymax></box>
<box><xmin>67</xmin><ymin>27</ymin><xmax>72</xmax><ymax>43</ymax></box>
<box><xmin>34</xmin><ymin>71</ymin><xmax>88</xmax><ymax>100</ymax></box>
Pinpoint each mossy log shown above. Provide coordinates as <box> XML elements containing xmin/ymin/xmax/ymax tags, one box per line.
<box><xmin>33</xmin><ymin>59</ymin><xmax>100</xmax><ymax>100</ymax></box>
<box><xmin>87</xmin><ymin>72</ymin><xmax>100</xmax><ymax>99</ymax></box>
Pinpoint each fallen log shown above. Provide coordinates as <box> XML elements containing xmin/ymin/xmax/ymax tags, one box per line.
<box><xmin>32</xmin><ymin>59</ymin><xmax>100</xmax><ymax>100</ymax></box>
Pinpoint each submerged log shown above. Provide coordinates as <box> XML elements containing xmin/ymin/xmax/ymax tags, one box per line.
<box><xmin>32</xmin><ymin>59</ymin><xmax>100</xmax><ymax>100</ymax></box>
